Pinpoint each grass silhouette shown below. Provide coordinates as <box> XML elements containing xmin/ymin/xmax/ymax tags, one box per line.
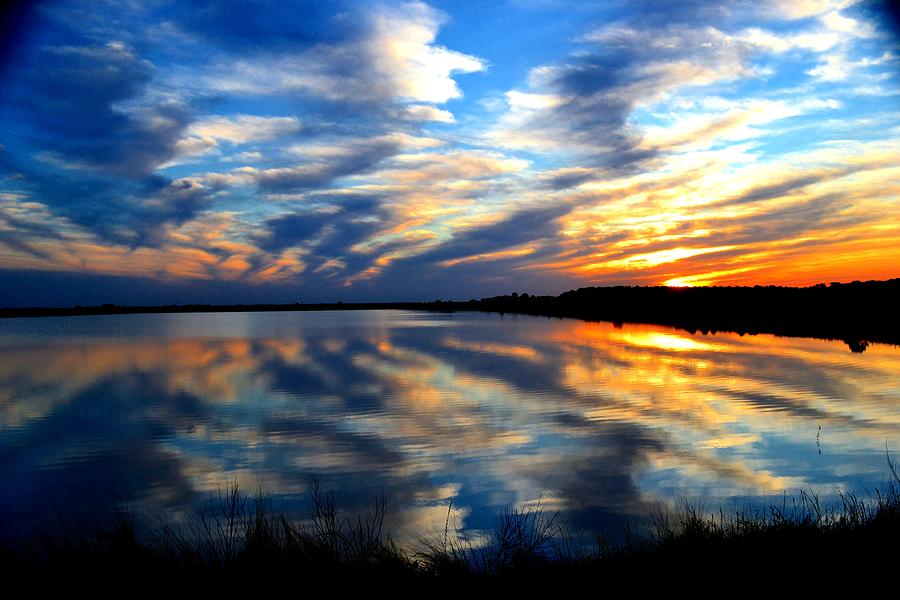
<box><xmin>4</xmin><ymin>455</ymin><xmax>900</xmax><ymax>587</ymax></box>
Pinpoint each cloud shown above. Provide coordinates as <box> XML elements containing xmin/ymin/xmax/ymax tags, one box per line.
<box><xmin>193</xmin><ymin>133</ymin><xmax>446</xmax><ymax>193</ymax></box>
<box><xmin>366</xmin><ymin>1</ymin><xmax>486</xmax><ymax>103</ymax></box>
<box><xmin>254</xmin><ymin>195</ymin><xmax>391</xmax><ymax>283</ymax></box>
<box><xmin>416</xmin><ymin>204</ymin><xmax>572</xmax><ymax>264</ymax></box>
<box><xmin>164</xmin><ymin>0</ymin><xmax>359</xmax><ymax>51</ymax></box>
<box><xmin>379</xmin><ymin>149</ymin><xmax>529</xmax><ymax>183</ymax></box>
<box><xmin>708</xmin><ymin>169</ymin><xmax>848</xmax><ymax>207</ymax></box>
<box><xmin>20</xmin><ymin>172</ymin><xmax>216</xmax><ymax>247</ymax></box>
<box><xmin>256</xmin><ymin>210</ymin><xmax>344</xmax><ymax>254</ymax></box>
<box><xmin>190</xmin><ymin>1</ymin><xmax>484</xmax><ymax>106</ymax></box>
<box><xmin>175</xmin><ymin>114</ymin><xmax>302</xmax><ymax>159</ymax></box>
<box><xmin>487</xmin><ymin>0</ymin><xmax>878</xmax><ymax>172</ymax></box>
<box><xmin>9</xmin><ymin>42</ymin><xmax>189</xmax><ymax>177</ymax></box>
<box><xmin>490</xmin><ymin>22</ymin><xmax>763</xmax><ymax>170</ymax></box>
<box><xmin>0</xmin><ymin>197</ymin><xmax>67</xmax><ymax>260</ymax></box>
<box><xmin>539</xmin><ymin>168</ymin><xmax>597</xmax><ymax>190</ymax></box>
<box><xmin>352</xmin><ymin>203</ymin><xmax>575</xmax><ymax>297</ymax></box>
<box><xmin>0</xmin><ymin>37</ymin><xmax>219</xmax><ymax>244</ymax></box>
<box><xmin>399</xmin><ymin>104</ymin><xmax>456</xmax><ymax>123</ymax></box>
<box><xmin>257</xmin><ymin>138</ymin><xmax>405</xmax><ymax>191</ymax></box>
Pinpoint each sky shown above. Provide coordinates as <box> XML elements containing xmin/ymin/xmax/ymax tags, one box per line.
<box><xmin>1</xmin><ymin>0</ymin><xmax>899</xmax><ymax>306</ymax></box>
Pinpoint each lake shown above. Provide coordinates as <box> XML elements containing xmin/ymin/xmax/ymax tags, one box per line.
<box><xmin>1</xmin><ymin>310</ymin><xmax>898</xmax><ymax>544</ymax></box>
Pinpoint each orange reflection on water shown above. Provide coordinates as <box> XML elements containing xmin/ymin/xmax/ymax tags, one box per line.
<box><xmin>611</xmin><ymin>330</ymin><xmax>726</xmax><ymax>352</ymax></box>
<box><xmin>541</xmin><ymin>319</ymin><xmax>900</xmax><ymax>490</ymax></box>
<box><xmin>441</xmin><ymin>336</ymin><xmax>543</xmax><ymax>362</ymax></box>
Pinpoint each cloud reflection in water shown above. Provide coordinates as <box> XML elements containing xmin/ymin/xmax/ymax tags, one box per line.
<box><xmin>1</xmin><ymin>311</ymin><xmax>898</xmax><ymax>541</ymax></box>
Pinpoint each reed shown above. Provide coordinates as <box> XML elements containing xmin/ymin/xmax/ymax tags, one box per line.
<box><xmin>5</xmin><ymin>454</ymin><xmax>900</xmax><ymax>585</ymax></box>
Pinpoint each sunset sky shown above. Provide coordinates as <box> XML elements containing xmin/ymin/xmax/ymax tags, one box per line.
<box><xmin>1</xmin><ymin>0</ymin><xmax>899</xmax><ymax>305</ymax></box>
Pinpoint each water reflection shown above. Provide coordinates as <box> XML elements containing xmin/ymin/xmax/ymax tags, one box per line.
<box><xmin>1</xmin><ymin>311</ymin><xmax>898</xmax><ymax>541</ymax></box>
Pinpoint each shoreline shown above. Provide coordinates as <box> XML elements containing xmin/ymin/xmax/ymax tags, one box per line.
<box><xmin>2</xmin><ymin>278</ymin><xmax>899</xmax><ymax>350</ymax></box>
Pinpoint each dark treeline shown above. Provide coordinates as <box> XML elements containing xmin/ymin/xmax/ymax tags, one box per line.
<box><xmin>470</xmin><ymin>278</ymin><xmax>900</xmax><ymax>351</ymax></box>
<box><xmin>2</xmin><ymin>278</ymin><xmax>898</xmax><ymax>350</ymax></box>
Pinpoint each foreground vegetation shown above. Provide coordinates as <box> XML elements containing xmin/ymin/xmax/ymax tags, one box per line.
<box><xmin>4</xmin><ymin>462</ymin><xmax>900</xmax><ymax>587</ymax></box>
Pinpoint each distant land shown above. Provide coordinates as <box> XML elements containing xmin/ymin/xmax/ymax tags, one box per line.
<box><xmin>2</xmin><ymin>279</ymin><xmax>898</xmax><ymax>351</ymax></box>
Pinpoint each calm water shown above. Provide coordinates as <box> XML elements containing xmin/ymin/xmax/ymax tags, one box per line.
<box><xmin>1</xmin><ymin>310</ymin><xmax>899</xmax><ymax>542</ymax></box>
